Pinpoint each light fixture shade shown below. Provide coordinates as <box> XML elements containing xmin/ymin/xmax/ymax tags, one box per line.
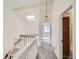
<box><xmin>45</xmin><ymin>16</ymin><xmax>48</xmax><ymax>21</ymax></box>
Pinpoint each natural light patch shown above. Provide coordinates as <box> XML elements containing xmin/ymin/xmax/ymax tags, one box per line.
<box><xmin>44</xmin><ymin>26</ymin><xmax>50</xmax><ymax>32</ymax></box>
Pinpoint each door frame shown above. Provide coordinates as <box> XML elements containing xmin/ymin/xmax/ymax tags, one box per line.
<box><xmin>59</xmin><ymin>5</ymin><xmax>75</xmax><ymax>59</ymax></box>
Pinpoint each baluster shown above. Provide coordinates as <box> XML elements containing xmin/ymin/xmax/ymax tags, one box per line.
<box><xmin>26</xmin><ymin>36</ymin><xmax>27</xmax><ymax>45</ymax></box>
<box><xmin>27</xmin><ymin>48</ymin><xmax>29</xmax><ymax>59</ymax></box>
<box><xmin>25</xmin><ymin>36</ymin><xmax>27</xmax><ymax>45</ymax></box>
<box><xmin>15</xmin><ymin>39</ymin><xmax>18</xmax><ymax>50</ymax></box>
<box><xmin>14</xmin><ymin>39</ymin><xmax>16</xmax><ymax>50</ymax></box>
<box><xmin>23</xmin><ymin>37</ymin><xmax>25</xmax><ymax>47</ymax></box>
<box><xmin>22</xmin><ymin>36</ymin><xmax>25</xmax><ymax>48</ymax></box>
<box><xmin>27</xmin><ymin>37</ymin><xmax>28</xmax><ymax>45</ymax></box>
<box><xmin>29</xmin><ymin>36</ymin><xmax>31</xmax><ymax>43</ymax></box>
<box><xmin>29</xmin><ymin>46</ymin><xmax>31</xmax><ymax>59</ymax></box>
<box><xmin>28</xmin><ymin>37</ymin><xmax>30</xmax><ymax>43</ymax></box>
<box><xmin>29</xmin><ymin>36</ymin><xmax>31</xmax><ymax>42</ymax></box>
<box><xmin>23</xmin><ymin>37</ymin><xmax>24</xmax><ymax>47</ymax></box>
<box><xmin>27</xmin><ymin>36</ymin><xmax>30</xmax><ymax>44</ymax></box>
<box><xmin>27</xmin><ymin>36</ymin><xmax>28</xmax><ymax>44</ymax></box>
<box><xmin>27</xmin><ymin>37</ymin><xmax>28</xmax><ymax>44</ymax></box>
<box><xmin>28</xmin><ymin>47</ymin><xmax>29</xmax><ymax>59</ymax></box>
<box><xmin>20</xmin><ymin>38</ymin><xmax>22</xmax><ymax>49</ymax></box>
<box><xmin>17</xmin><ymin>39</ymin><xmax>20</xmax><ymax>49</ymax></box>
<box><xmin>26</xmin><ymin>37</ymin><xmax>27</xmax><ymax>45</ymax></box>
<box><xmin>29</xmin><ymin>47</ymin><xmax>31</xmax><ymax>59</ymax></box>
<box><xmin>27</xmin><ymin>37</ymin><xmax>29</xmax><ymax>44</ymax></box>
<box><xmin>24</xmin><ymin>37</ymin><xmax>26</xmax><ymax>46</ymax></box>
<box><xmin>19</xmin><ymin>39</ymin><xmax>21</xmax><ymax>49</ymax></box>
<box><xmin>30</xmin><ymin>36</ymin><xmax>32</xmax><ymax>41</ymax></box>
<box><xmin>29</xmin><ymin>47</ymin><xmax>30</xmax><ymax>59</ymax></box>
<box><xmin>21</xmin><ymin>37</ymin><xmax>23</xmax><ymax>48</ymax></box>
<box><xmin>22</xmin><ymin>37</ymin><xmax>24</xmax><ymax>47</ymax></box>
<box><xmin>25</xmin><ymin>36</ymin><xmax>26</xmax><ymax>46</ymax></box>
<box><xmin>21</xmin><ymin>36</ymin><xmax>23</xmax><ymax>49</ymax></box>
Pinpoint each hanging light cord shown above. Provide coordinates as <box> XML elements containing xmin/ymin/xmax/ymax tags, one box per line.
<box><xmin>45</xmin><ymin>0</ymin><xmax>48</xmax><ymax>21</ymax></box>
<box><xmin>46</xmin><ymin>0</ymin><xmax>47</xmax><ymax>17</ymax></box>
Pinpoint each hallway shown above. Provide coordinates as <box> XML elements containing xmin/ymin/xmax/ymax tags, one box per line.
<box><xmin>3</xmin><ymin>0</ymin><xmax>75</xmax><ymax>59</ymax></box>
<box><xmin>36</xmin><ymin>42</ymin><xmax>58</xmax><ymax>59</ymax></box>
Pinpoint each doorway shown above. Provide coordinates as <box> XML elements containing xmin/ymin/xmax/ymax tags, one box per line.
<box><xmin>62</xmin><ymin>16</ymin><xmax>71</xmax><ymax>59</ymax></box>
<box><xmin>59</xmin><ymin>5</ymin><xmax>76</xmax><ymax>59</ymax></box>
<box><xmin>62</xmin><ymin>9</ymin><xmax>72</xmax><ymax>59</ymax></box>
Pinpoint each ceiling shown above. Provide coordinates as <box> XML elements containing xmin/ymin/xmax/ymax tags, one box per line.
<box><xmin>7</xmin><ymin>0</ymin><xmax>53</xmax><ymax>22</ymax></box>
<box><xmin>12</xmin><ymin>0</ymin><xmax>40</xmax><ymax>9</ymax></box>
<box><xmin>8</xmin><ymin>0</ymin><xmax>53</xmax><ymax>10</ymax></box>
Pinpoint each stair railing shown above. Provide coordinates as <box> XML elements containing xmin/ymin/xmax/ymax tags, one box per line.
<box><xmin>12</xmin><ymin>35</ymin><xmax>39</xmax><ymax>59</ymax></box>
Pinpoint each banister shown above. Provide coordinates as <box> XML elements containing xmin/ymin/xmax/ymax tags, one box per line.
<box><xmin>20</xmin><ymin>34</ymin><xmax>39</xmax><ymax>37</ymax></box>
<box><xmin>3</xmin><ymin>49</ymin><xmax>14</xmax><ymax>59</ymax></box>
<box><xmin>12</xmin><ymin>36</ymin><xmax>38</xmax><ymax>59</ymax></box>
<box><xmin>14</xmin><ymin>34</ymin><xmax>39</xmax><ymax>45</ymax></box>
<box><xmin>14</xmin><ymin>38</ymin><xmax>21</xmax><ymax>45</ymax></box>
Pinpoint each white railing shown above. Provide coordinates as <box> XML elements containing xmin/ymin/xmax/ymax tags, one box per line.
<box><xmin>11</xmin><ymin>35</ymin><xmax>39</xmax><ymax>59</ymax></box>
<box><xmin>14</xmin><ymin>35</ymin><xmax>36</xmax><ymax>51</ymax></box>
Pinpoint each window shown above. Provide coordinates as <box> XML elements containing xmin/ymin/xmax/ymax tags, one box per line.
<box><xmin>43</xmin><ymin>23</ymin><xmax>50</xmax><ymax>33</ymax></box>
<box><xmin>44</xmin><ymin>26</ymin><xmax>50</xmax><ymax>32</ymax></box>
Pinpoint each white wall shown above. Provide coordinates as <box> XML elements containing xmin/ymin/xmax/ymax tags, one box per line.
<box><xmin>3</xmin><ymin>0</ymin><xmax>39</xmax><ymax>56</ymax></box>
<box><xmin>71</xmin><ymin>7</ymin><xmax>76</xmax><ymax>59</ymax></box>
<box><xmin>51</xmin><ymin>0</ymin><xmax>75</xmax><ymax>59</ymax></box>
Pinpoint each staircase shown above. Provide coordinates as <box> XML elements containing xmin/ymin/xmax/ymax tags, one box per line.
<box><xmin>4</xmin><ymin>34</ymin><xmax>39</xmax><ymax>59</ymax></box>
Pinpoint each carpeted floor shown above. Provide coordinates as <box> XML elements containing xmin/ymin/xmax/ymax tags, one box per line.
<box><xmin>36</xmin><ymin>42</ymin><xmax>58</xmax><ymax>59</ymax></box>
